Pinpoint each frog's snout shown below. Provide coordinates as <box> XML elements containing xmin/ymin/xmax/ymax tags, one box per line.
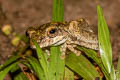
<box><xmin>26</xmin><ymin>27</ymin><xmax>36</xmax><ymax>38</ymax></box>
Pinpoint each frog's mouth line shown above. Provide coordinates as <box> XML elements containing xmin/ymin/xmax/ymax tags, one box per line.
<box><xmin>31</xmin><ymin>36</ymin><xmax>68</xmax><ymax>49</ymax></box>
<box><xmin>31</xmin><ymin>39</ymin><xmax>65</xmax><ymax>49</ymax></box>
<box><xmin>53</xmin><ymin>37</ymin><xmax>67</xmax><ymax>46</ymax></box>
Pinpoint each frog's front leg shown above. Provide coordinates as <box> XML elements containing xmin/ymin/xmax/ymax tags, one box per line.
<box><xmin>60</xmin><ymin>41</ymin><xmax>81</xmax><ymax>59</ymax></box>
<box><xmin>66</xmin><ymin>40</ymin><xmax>81</xmax><ymax>56</ymax></box>
<box><xmin>67</xmin><ymin>44</ymin><xmax>81</xmax><ymax>56</ymax></box>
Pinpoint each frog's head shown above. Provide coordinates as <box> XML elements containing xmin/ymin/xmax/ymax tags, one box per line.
<box><xmin>26</xmin><ymin>22</ymin><xmax>68</xmax><ymax>48</ymax></box>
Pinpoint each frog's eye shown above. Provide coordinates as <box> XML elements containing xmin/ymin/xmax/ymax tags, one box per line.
<box><xmin>49</xmin><ymin>29</ymin><xmax>56</xmax><ymax>34</ymax></box>
<box><xmin>47</xmin><ymin>28</ymin><xmax>58</xmax><ymax>38</ymax></box>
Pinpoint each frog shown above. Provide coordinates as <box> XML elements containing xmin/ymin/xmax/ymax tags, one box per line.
<box><xmin>26</xmin><ymin>18</ymin><xmax>98</xmax><ymax>59</ymax></box>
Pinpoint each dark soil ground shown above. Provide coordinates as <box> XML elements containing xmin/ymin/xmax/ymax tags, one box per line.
<box><xmin>0</xmin><ymin>0</ymin><xmax>120</xmax><ymax>79</ymax></box>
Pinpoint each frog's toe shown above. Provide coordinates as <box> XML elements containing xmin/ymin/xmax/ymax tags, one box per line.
<box><xmin>75</xmin><ymin>51</ymin><xmax>81</xmax><ymax>56</ymax></box>
<box><xmin>60</xmin><ymin>53</ymin><xmax>66</xmax><ymax>59</ymax></box>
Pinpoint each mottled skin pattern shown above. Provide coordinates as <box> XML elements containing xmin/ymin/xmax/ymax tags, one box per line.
<box><xmin>26</xmin><ymin>18</ymin><xmax>98</xmax><ymax>58</ymax></box>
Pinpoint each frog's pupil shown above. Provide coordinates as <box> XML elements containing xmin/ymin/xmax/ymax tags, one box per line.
<box><xmin>49</xmin><ymin>29</ymin><xmax>56</xmax><ymax>34</ymax></box>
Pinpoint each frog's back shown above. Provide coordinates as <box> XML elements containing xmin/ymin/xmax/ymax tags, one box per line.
<box><xmin>67</xmin><ymin>18</ymin><xmax>98</xmax><ymax>50</ymax></box>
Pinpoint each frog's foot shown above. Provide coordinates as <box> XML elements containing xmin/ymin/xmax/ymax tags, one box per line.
<box><xmin>60</xmin><ymin>52</ymin><xmax>66</xmax><ymax>59</ymax></box>
<box><xmin>60</xmin><ymin>43</ymin><xmax>81</xmax><ymax>59</ymax></box>
<box><xmin>67</xmin><ymin>44</ymin><xmax>81</xmax><ymax>56</ymax></box>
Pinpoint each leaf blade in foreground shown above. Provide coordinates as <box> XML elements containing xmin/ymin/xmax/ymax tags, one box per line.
<box><xmin>0</xmin><ymin>56</ymin><xmax>20</xmax><ymax>70</ymax></box>
<box><xmin>77</xmin><ymin>46</ymin><xmax>109</xmax><ymax>79</ymax></box>
<box><xmin>52</xmin><ymin>0</ymin><xmax>64</xmax><ymax>22</ymax></box>
<box><xmin>66</xmin><ymin>53</ymin><xmax>100</xmax><ymax>80</ymax></box>
<box><xmin>97</xmin><ymin>5</ymin><xmax>112</xmax><ymax>73</ymax></box>
<box><xmin>97</xmin><ymin>5</ymin><xmax>115</xmax><ymax>80</ymax></box>
<box><xmin>33</xmin><ymin>40</ymin><xmax>49</xmax><ymax>80</ymax></box>
<box><xmin>0</xmin><ymin>62</ymin><xmax>18</xmax><ymax>80</ymax></box>
<box><xmin>26</xmin><ymin>56</ymin><xmax>45</xmax><ymax>80</ymax></box>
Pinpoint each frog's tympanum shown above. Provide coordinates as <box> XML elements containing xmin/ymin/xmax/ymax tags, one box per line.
<box><xmin>26</xmin><ymin>19</ymin><xmax>98</xmax><ymax>58</ymax></box>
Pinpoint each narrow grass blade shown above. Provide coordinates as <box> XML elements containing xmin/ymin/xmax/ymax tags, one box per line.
<box><xmin>52</xmin><ymin>47</ymin><xmax>65</xmax><ymax>80</ymax></box>
<box><xmin>66</xmin><ymin>53</ymin><xmax>100</xmax><ymax>80</ymax></box>
<box><xmin>51</xmin><ymin>0</ymin><xmax>65</xmax><ymax>80</ymax></box>
<box><xmin>49</xmin><ymin>46</ymin><xmax>65</xmax><ymax>80</ymax></box>
<box><xmin>97</xmin><ymin>5</ymin><xmax>115</xmax><ymax>79</ymax></box>
<box><xmin>49</xmin><ymin>46</ymin><xmax>60</xmax><ymax>80</ymax></box>
<box><xmin>33</xmin><ymin>40</ymin><xmax>49</xmax><ymax>80</ymax></box>
<box><xmin>0</xmin><ymin>56</ymin><xmax>20</xmax><ymax>70</ymax></box>
<box><xmin>26</xmin><ymin>56</ymin><xmax>45</xmax><ymax>80</ymax></box>
<box><xmin>0</xmin><ymin>62</ymin><xmax>18</xmax><ymax>80</ymax></box>
<box><xmin>64</xmin><ymin>67</ymin><xmax>74</xmax><ymax>80</ymax></box>
<box><xmin>77</xmin><ymin>46</ymin><xmax>109</xmax><ymax>79</ymax></box>
<box><xmin>52</xmin><ymin>0</ymin><xmax>64</xmax><ymax>22</ymax></box>
<box><xmin>97</xmin><ymin>5</ymin><xmax>112</xmax><ymax>73</ymax></box>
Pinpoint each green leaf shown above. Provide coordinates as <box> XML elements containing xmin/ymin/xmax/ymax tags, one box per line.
<box><xmin>77</xmin><ymin>46</ymin><xmax>109</xmax><ymax>79</ymax></box>
<box><xmin>97</xmin><ymin>5</ymin><xmax>112</xmax><ymax>73</ymax></box>
<box><xmin>97</xmin><ymin>5</ymin><xmax>115</xmax><ymax>79</ymax></box>
<box><xmin>52</xmin><ymin>0</ymin><xmax>64</xmax><ymax>22</ymax></box>
<box><xmin>66</xmin><ymin>53</ymin><xmax>100</xmax><ymax>80</ymax></box>
<box><xmin>33</xmin><ymin>40</ymin><xmax>49</xmax><ymax>80</ymax></box>
<box><xmin>0</xmin><ymin>56</ymin><xmax>20</xmax><ymax>70</ymax></box>
<box><xmin>64</xmin><ymin>67</ymin><xmax>74</xmax><ymax>80</ymax></box>
<box><xmin>49</xmin><ymin>46</ymin><xmax>65</xmax><ymax>80</ymax></box>
<box><xmin>50</xmin><ymin>0</ymin><xmax>65</xmax><ymax>80</ymax></box>
<box><xmin>0</xmin><ymin>62</ymin><xmax>18</xmax><ymax>80</ymax></box>
<box><xmin>26</xmin><ymin>56</ymin><xmax>45</xmax><ymax>80</ymax></box>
